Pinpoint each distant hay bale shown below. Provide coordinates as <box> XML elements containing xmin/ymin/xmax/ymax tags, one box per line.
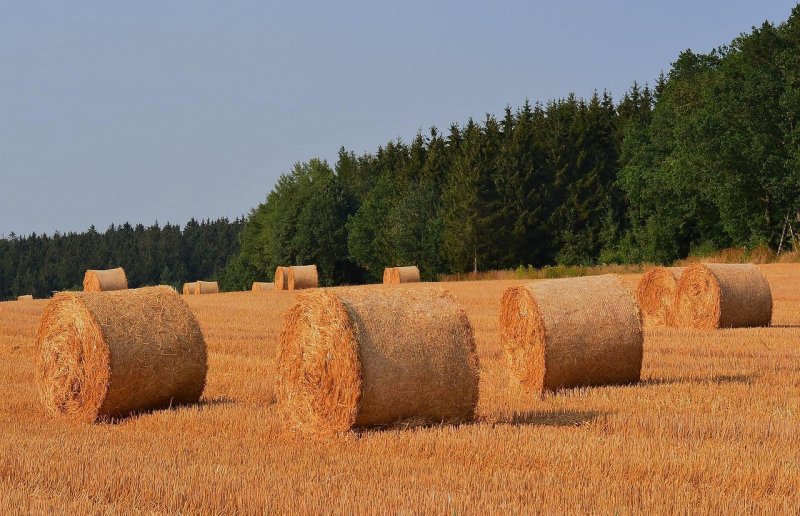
<box><xmin>182</xmin><ymin>282</ymin><xmax>198</xmax><ymax>295</ymax></box>
<box><xmin>83</xmin><ymin>267</ymin><xmax>128</xmax><ymax>292</ymax></box>
<box><xmin>635</xmin><ymin>267</ymin><xmax>685</xmax><ymax>327</ymax></box>
<box><xmin>277</xmin><ymin>287</ymin><xmax>479</xmax><ymax>435</ymax></box>
<box><xmin>36</xmin><ymin>286</ymin><xmax>207</xmax><ymax>423</ymax></box>
<box><xmin>383</xmin><ymin>266</ymin><xmax>421</xmax><ymax>284</ymax></box>
<box><xmin>251</xmin><ymin>282</ymin><xmax>272</xmax><ymax>292</ymax></box>
<box><xmin>17</xmin><ymin>295</ymin><xmax>34</xmax><ymax>301</ymax></box>
<box><xmin>287</xmin><ymin>265</ymin><xmax>318</xmax><ymax>290</ymax></box>
<box><xmin>500</xmin><ymin>274</ymin><xmax>643</xmax><ymax>396</ymax></box>
<box><xmin>196</xmin><ymin>281</ymin><xmax>219</xmax><ymax>295</ymax></box>
<box><xmin>674</xmin><ymin>263</ymin><xmax>772</xmax><ymax>329</ymax></box>
<box><xmin>274</xmin><ymin>267</ymin><xmax>289</xmax><ymax>291</ymax></box>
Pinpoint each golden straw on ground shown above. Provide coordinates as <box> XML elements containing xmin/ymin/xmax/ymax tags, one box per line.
<box><xmin>36</xmin><ymin>286</ymin><xmax>207</xmax><ymax>423</ymax></box>
<box><xmin>83</xmin><ymin>267</ymin><xmax>128</xmax><ymax>292</ymax></box>
<box><xmin>383</xmin><ymin>266</ymin><xmax>420</xmax><ymax>284</ymax></box>
<box><xmin>277</xmin><ymin>287</ymin><xmax>479</xmax><ymax>435</ymax></box>
<box><xmin>274</xmin><ymin>267</ymin><xmax>289</xmax><ymax>291</ymax></box>
<box><xmin>635</xmin><ymin>267</ymin><xmax>685</xmax><ymax>327</ymax></box>
<box><xmin>500</xmin><ymin>274</ymin><xmax>643</xmax><ymax>396</ymax></box>
<box><xmin>674</xmin><ymin>263</ymin><xmax>772</xmax><ymax>329</ymax></box>
<box><xmin>287</xmin><ymin>265</ymin><xmax>318</xmax><ymax>290</ymax></box>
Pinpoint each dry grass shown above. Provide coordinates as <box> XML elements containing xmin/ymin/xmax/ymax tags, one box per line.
<box><xmin>1</xmin><ymin>265</ymin><xmax>799</xmax><ymax>512</ymax></box>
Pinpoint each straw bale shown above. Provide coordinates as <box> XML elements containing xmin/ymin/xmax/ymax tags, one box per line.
<box><xmin>17</xmin><ymin>295</ymin><xmax>34</xmax><ymax>301</ymax></box>
<box><xmin>635</xmin><ymin>267</ymin><xmax>685</xmax><ymax>327</ymax></box>
<box><xmin>287</xmin><ymin>265</ymin><xmax>318</xmax><ymax>290</ymax></box>
<box><xmin>251</xmin><ymin>282</ymin><xmax>272</xmax><ymax>292</ymax></box>
<box><xmin>674</xmin><ymin>263</ymin><xmax>772</xmax><ymax>329</ymax></box>
<box><xmin>500</xmin><ymin>274</ymin><xmax>643</xmax><ymax>396</ymax></box>
<box><xmin>36</xmin><ymin>286</ymin><xmax>207</xmax><ymax>423</ymax></box>
<box><xmin>83</xmin><ymin>267</ymin><xmax>128</xmax><ymax>292</ymax></box>
<box><xmin>182</xmin><ymin>282</ymin><xmax>198</xmax><ymax>295</ymax></box>
<box><xmin>277</xmin><ymin>287</ymin><xmax>479</xmax><ymax>435</ymax></box>
<box><xmin>274</xmin><ymin>267</ymin><xmax>289</xmax><ymax>291</ymax></box>
<box><xmin>196</xmin><ymin>281</ymin><xmax>219</xmax><ymax>295</ymax></box>
<box><xmin>383</xmin><ymin>266</ymin><xmax>420</xmax><ymax>284</ymax></box>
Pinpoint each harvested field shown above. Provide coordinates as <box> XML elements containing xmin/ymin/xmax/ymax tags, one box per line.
<box><xmin>0</xmin><ymin>264</ymin><xmax>798</xmax><ymax>512</ymax></box>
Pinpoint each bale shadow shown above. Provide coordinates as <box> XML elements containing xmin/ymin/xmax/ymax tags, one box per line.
<box><xmin>494</xmin><ymin>409</ymin><xmax>606</xmax><ymax>427</ymax></box>
<box><xmin>640</xmin><ymin>374</ymin><xmax>755</xmax><ymax>387</ymax></box>
<box><xmin>105</xmin><ymin>396</ymin><xmax>237</xmax><ymax>424</ymax></box>
<box><xmin>197</xmin><ymin>396</ymin><xmax>236</xmax><ymax>408</ymax></box>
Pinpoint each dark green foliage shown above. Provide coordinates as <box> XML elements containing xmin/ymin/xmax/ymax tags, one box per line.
<box><xmin>619</xmin><ymin>7</ymin><xmax>800</xmax><ymax>262</ymax></box>
<box><xmin>0</xmin><ymin>218</ymin><xmax>243</xmax><ymax>300</ymax></box>
<box><xmin>230</xmin><ymin>7</ymin><xmax>799</xmax><ymax>282</ymax></box>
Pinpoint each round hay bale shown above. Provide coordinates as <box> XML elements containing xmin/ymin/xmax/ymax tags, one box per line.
<box><xmin>287</xmin><ymin>265</ymin><xmax>318</xmax><ymax>290</ymax></box>
<box><xmin>36</xmin><ymin>286</ymin><xmax>207</xmax><ymax>423</ymax></box>
<box><xmin>251</xmin><ymin>282</ymin><xmax>272</xmax><ymax>292</ymax></box>
<box><xmin>277</xmin><ymin>287</ymin><xmax>479</xmax><ymax>435</ymax></box>
<box><xmin>182</xmin><ymin>282</ymin><xmax>198</xmax><ymax>295</ymax></box>
<box><xmin>674</xmin><ymin>263</ymin><xmax>772</xmax><ymax>329</ymax></box>
<box><xmin>196</xmin><ymin>281</ymin><xmax>219</xmax><ymax>295</ymax></box>
<box><xmin>500</xmin><ymin>274</ymin><xmax>643</xmax><ymax>396</ymax></box>
<box><xmin>83</xmin><ymin>267</ymin><xmax>128</xmax><ymax>292</ymax></box>
<box><xmin>383</xmin><ymin>266</ymin><xmax>421</xmax><ymax>284</ymax></box>
<box><xmin>635</xmin><ymin>267</ymin><xmax>685</xmax><ymax>327</ymax></box>
<box><xmin>274</xmin><ymin>267</ymin><xmax>289</xmax><ymax>291</ymax></box>
<box><xmin>17</xmin><ymin>295</ymin><xmax>34</xmax><ymax>301</ymax></box>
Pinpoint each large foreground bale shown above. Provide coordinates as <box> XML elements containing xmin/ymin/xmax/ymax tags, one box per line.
<box><xmin>36</xmin><ymin>286</ymin><xmax>207</xmax><ymax>423</ymax></box>
<box><xmin>277</xmin><ymin>287</ymin><xmax>479</xmax><ymax>435</ymax></box>
<box><xmin>17</xmin><ymin>295</ymin><xmax>34</xmax><ymax>301</ymax></box>
<box><xmin>274</xmin><ymin>267</ymin><xmax>289</xmax><ymax>291</ymax></box>
<box><xmin>287</xmin><ymin>265</ymin><xmax>318</xmax><ymax>290</ymax></box>
<box><xmin>196</xmin><ymin>281</ymin><xmax>219</xmax><ymax>294</ymax></box>
<box><xmin>383</xmin><ymin>266</ymin><xmax>421</xmax><ymax>284</ymax></box>
<box><xmin>182</xmin><ymin>282</ymin><xmax>198</xmax><ymax>295</ymax></box>
<box><xmin>500</xmin><ymin>274</ymin><xmax>643</xmax><ymax>396</ymax></box>
<box><xmin>674</xmin><ymin>263</ymin><xmax>772</xmax><ymax>329</ymax></box>
<box><xmin>83</xmin><ymin>267</ymin><xmax>128</xmax><ymax>292</ymax></box>
<box><xmin>252</xmin><ymin>282</ymin><xmax>272</xmax><ymax>292</ymax></box>
<box><xmin>635</xmin><ymin>267</ymin><xmax>685</xmax><ymax>327</ymax></box>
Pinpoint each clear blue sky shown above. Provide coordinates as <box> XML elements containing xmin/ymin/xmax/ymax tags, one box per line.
<box><xmin>1</xmin><ymin>1</ymin><xmax>796</xmax><ymax>235</ymax></box>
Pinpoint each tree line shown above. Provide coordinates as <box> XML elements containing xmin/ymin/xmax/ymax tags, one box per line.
<box><xmin>0</xmin><ymin>219</ymin><xmax>243</xmax><ymax>299</ymax></box>
<box><xmin>3</xmin><ymin>6</ymin><xmax>798</xmax><ymax>297</ymax></box>
<box><xmin>225</xmin><ymin>7</ymin><xmax>800</xmax><ymax>288</ymax></box>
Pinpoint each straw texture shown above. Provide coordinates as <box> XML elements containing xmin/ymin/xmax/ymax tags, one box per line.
<box><xmin>196</xmin><ymin>281</ymin><xmax>219</xmax><ymax>295</ymax></box>
<box><xmin>251</xmin><ymin>282</ymin><xmax>272</xmax><ymax>292</ymax></box>
<box><xmin>277</xmin><ymin>287</ymin><xmax>479</xmax><ymax>435</ymax></box>
<box><xmin>274</xmin><ymin>267</ymin><xmax>289</xmax><ymax>291</ymax></box>
<box><xmin>36</xmin><ymin>286</ymin><xmax>207</xmax><ymax>423</ymax></box>
<box><xmin>182</xmin><ymin>282</ymin><xmax>198</xmax><ymax>295</ymax></box>
<box><xmin>635</xmin><ymin>267</ymin><xmax>685</xmax><ymax>327</ymax></box>
<box><xmin>674</xmin><ymin>263</ymin><xmax>772</xmax><ymax>329</ymax></box>
<box><xmin>287</xmin><ymin>265</ymin><xmax>318</xmax><ymax>290</ymax></box>
<box><xmin>383</xmin><ymin>266</ymin><xmax>421</xmax><ymax>284</ymax></box>
<box><xmin>500</xmin><ymin>274</ymin><xmax>643</xmax><ymax>396</ymax></box>
<box><xmin>17</xmin><ymin>295</ymin><xmax>34</xmax><ymax>301</ymax></box>
<box><xmin>83</xmin><ymin>267</ymin><xmax>128</xmax><ymax>292</ymax></box>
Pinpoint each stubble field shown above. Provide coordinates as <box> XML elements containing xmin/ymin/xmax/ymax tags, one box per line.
<box><xmin>1</xmin><ymin>265</ymin><xmax>798</xmax><ymax>513</ymax></box>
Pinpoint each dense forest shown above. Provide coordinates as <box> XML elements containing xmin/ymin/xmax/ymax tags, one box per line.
<box><xmin>0</xmin><ymin>219</ymin><xmax>242</xmax><ymax>299</ymax></box>
<box><xmin>2</xmin><ymin>6</ymin><xmax>799</xmax><ymax>298</ymax></box>
<box><xmin>223</xmin><ymin>7</ymin><xmax>800</xmax><ymax>289</ymax></box>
